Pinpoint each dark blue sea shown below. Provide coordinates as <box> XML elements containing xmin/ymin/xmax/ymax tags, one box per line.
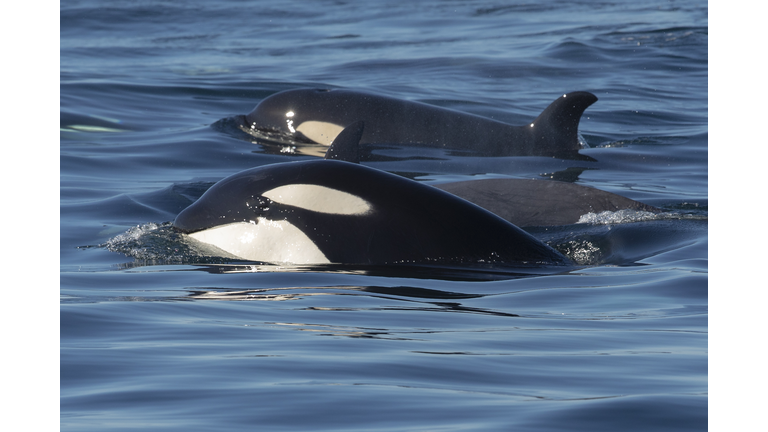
<box><xmin>58</xmin><ymin>1</ymin><xmax>710</xmax><ymax>430</ymax></box>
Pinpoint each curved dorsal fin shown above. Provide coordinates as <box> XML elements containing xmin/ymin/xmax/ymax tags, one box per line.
<box><xmin>529</xmin><ymin>91</ymin><xmax>598</xmax><ymax>156</ymax></box>
<box><xmin>324</xmin><ymin>121</ymin><xmax>364</xmax><ymax>163</ymax></box>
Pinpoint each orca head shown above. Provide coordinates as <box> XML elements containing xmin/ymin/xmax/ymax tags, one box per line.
<box><xmin>174</xmin><ymin>121</ymin><xmax>371</xmax><ymax>263</ymax></box>
<box><xmin>245</xmin><ymin>88</ymin><xmax>348</xmax><ymax>145</ymax></box>
<box><xmin>173</xmin><ymin>160</ymin><xmax>379</xmax><ymax>264</ymax></box>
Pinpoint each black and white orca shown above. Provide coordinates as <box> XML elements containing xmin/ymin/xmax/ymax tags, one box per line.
<box><xmin>173</xmin><ymin>122</ymin><xmax>570</xmax><ymax>267</ymax></box>
<box><xmin>241</xmin><ymin>88</ymin><xmax>597</xmax><ymax>159</ymax></box>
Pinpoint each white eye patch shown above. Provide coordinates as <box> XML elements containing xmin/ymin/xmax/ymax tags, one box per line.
<box><xmin>263</xmin><ymin>184</ymin><xmax>372</xmax><ymax>215</ymax></box>
<box><xmin>295</xmin><ymin>121</ymin><xmax>344</xmax><ymax>145</ymax></box>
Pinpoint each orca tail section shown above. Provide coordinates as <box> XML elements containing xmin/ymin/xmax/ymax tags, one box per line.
<box><xmin>529</xmin><ymin>91</ymin><xmax>598</xmax><ymax>157</ymax></box>
<box><xmin>325</xmin><ymin>121</ymin><xmax>364</xmax><ymax>163</ymax></box>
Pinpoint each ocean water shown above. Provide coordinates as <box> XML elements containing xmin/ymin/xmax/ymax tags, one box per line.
<box><xmin>59</xmin><ymin>1</ymin><xmax>709</xmax><ymax>430</ymax></box>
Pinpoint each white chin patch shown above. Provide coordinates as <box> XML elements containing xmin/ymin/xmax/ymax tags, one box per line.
<box><xmin>295</xmin><ymin>121</ymin><xmax>344</xmax><ymax>145</ymax></box>
<box><xmin>188</xmin><ymin>220</ymin><xmax>330</xmax><ymax>264</ymax></box>
<box><xmin>263</xmin><ymin>184</ymin><xmax>371</xmax><ymax>215</ymax></box>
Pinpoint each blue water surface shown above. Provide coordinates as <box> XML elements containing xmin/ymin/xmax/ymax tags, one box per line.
<box><xmin>60</xmin><ymin>1</ymin><xmax>708</xmax><ymax>430</ymax></box>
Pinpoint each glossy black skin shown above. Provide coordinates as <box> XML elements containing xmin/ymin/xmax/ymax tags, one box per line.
<box><xmin>322</xmin><ymin>121</ymin><xmax>660</xmax><ymax>228</ymax></box>
<box><xmin>174</xmin><ymin>159</ymin><xmax>571</xmax><ymax>267</ymax></box>
<box><xmin>435</xmin><ymin>179</ymin><xmax>660</xmax><ymax>227</ymax></box>
<box><xmin>244</xmin><ymin>88</ymin><xmax>598</xmax><ymax>159</ymax></box>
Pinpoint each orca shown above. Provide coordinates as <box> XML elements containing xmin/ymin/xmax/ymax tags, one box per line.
<box><xmin>173</xmin><ymin>122</ymin><xmax>570</xmax><ymax>267</ymax></box>
<box><xmin>323</xmin><ymin>124</ymin><xmax>662</xmax><ymax>227</ymax></box>
<box><xmin>241</xmin><ymin>88</ymin><xmax>598</xmax><ymax>159</ymax></box>
<box><xmin>434</xmin><ymin>179</ymin><xmax>661</xmax><ymax>227</ymax></box>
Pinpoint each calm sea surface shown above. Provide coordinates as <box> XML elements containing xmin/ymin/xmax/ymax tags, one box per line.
<box><xmin>59</xmin><ymin>1</ymin><xmax>708</xmax><ymax>430</ymax></box>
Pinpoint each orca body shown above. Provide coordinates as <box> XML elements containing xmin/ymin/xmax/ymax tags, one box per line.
<box><xmin>173</xmin><ymin>161</ymin><xmax>570</xmax><ymax>267</ymax></box>
<box><xmin>242</xmin><ymin>88</ymin><xmax>597</xmax><ymax>159</ymax></box>
<box><xmin>322</xmin><ymin>123</ymin><xmax>661</xmax><ymax>228</ymax></box>
<box><xmin>435</xmin><ymin>179</ymin><xmax>661</xmax><ymax>227</ymax></box>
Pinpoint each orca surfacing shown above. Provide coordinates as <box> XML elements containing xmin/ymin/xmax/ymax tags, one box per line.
<box><xmin>173</xmin><ymin>159</ymin><xmax>570</xmax><ymax>267</ymax></box>
<box><xmin>175</xmin><ymin>120</ymin><xmax>571</xmax><ymax>268</ymax></box>
<box><xmin>242</xmin><ymin>88</ymin><xmax>597</xmax><ymax>159</ymax></box>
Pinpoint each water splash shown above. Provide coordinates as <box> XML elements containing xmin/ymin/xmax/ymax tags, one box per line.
<box><xmin>102</xmin><ymin>222</ymin><xmax>232</xmax><ymax>264</ymax></box>
<box><xmin>577</xmin><ymin>209</ymin><xmax>662</xmax><ymax>225</ymax></box>
<box><xmin>576</xmin><ymin>209</ymin><xmax>707</xmax><ymax>225</ymax></box>
<box><xmin>556</xmin><ymin>239</ymin><xmax>605</xmax><ymax>266</ymax></box>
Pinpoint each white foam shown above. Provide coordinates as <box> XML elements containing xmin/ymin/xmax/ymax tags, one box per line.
<box><xmin>577</xmin><ymin>209</ymin><xmax>664</xmax><ymax>225</ymax></box>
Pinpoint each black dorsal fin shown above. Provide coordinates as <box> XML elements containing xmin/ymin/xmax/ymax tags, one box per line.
<box><xmin>528</xmin><ymin>91</ymin><xmax>598</xmax><ymax>156</ymax></box>
<box><xmin>324</xmin><ymin>121</ymin><xmax>364</xmax><ymax>163</ymax></box>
